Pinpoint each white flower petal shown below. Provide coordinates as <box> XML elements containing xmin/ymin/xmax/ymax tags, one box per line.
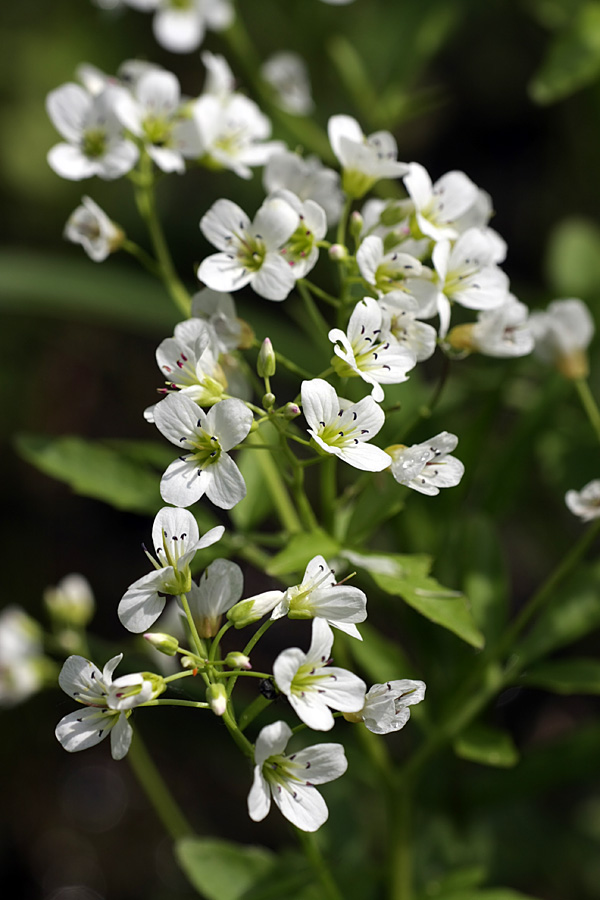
<box><xmin>110</xmin><ymin>712</ymin><xmax>133</xmax><ymax>759</ymax></box>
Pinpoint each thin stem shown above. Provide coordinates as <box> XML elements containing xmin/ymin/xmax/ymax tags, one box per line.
<box><xmin>141</xmin><ymin>699</ymin><xmax>210</xmax><ymax>709</ymax></box>
<box><xmin>222</xmin><ymin>707</ymin><xmax>255</xmax><ymax>759</ymax></box>
<box><xmin>295</xmin><ymin>830</ymin><xmax>343</xmax><ymax>900</ymax></box>
<box><xmin>297</xmin><ymin>280</ymin><xmax>333</xmax><ymax>350</ymax></box>
<box><xmin>127</xmin><ymin>730</ymin><xmax>194</xmax><ymax>841</ymax></box>
<box><xmin>238</xmin><ymin>694</ymin><xmax>273</xmax><ymax>732</ymax></box>
<box><xmin>217</xmin><ymin>670</ymin><xmax>273</xmax><ymax>679</ymax></box>
<box><xmin>575</xmin><ymin>378</ymin><xmax>600</xmax><ymax>445</ymax></box>
<box><xmin>274</xmin><ymin>351</ymin><xmax>314</xmax><ymax>380</ymax></box>
<box><xmin>300</xmin><ymin>279</ymin><xmax>341</xmax><ymax>308</ymax></box>
<box><xmin>320</xmin><ymin>456</ymin><xmax>337</xmax><ymax>534</ymax></box>
<box><xmin>389</xmin><ymin>787</ymin><xmax>412</xmax><ymax>900</ymax></box>
<box><xmin>179</xmin><ymin>594</ymin><xmax>208</xmax><ymax>662</ymax></box>
<box><xmin>133</xmin><ymin>153</ymin><xmax>191</xmax><ymax>317</ymax></box>
<box><xmin>226</xmin><ymin>619</ymin><xmax>276</xmax><ymax>699</ymax></box>
<box><xmin>121</xmin><ymin>239</ymin><xmax>161</xmax><ymax>277</ymax></box>
<box><xmin>209</xmin><ymin>620</ymin><xmax>233</xmax><ymax>662</ymax></box>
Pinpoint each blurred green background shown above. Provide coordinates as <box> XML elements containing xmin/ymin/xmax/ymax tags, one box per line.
<box><xmin>2</xmin><ymin>0</ymin><xmax>600</xmax><ymax>898</ymax></box>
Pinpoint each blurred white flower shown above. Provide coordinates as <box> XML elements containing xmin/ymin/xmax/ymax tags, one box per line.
<box><xmin>261</xmin><ymin>51</ymin><xmax>314</xmax><ymax>116</ymax></box>
<box><xmin>64</xmin><ymin>196</ymin><xmax>123</xmax><ymax>261</ymax></box>
<box><xmin>565</xmin><ymin>480</ymin><xmax>600</xmax><ymax>522</ymax></box>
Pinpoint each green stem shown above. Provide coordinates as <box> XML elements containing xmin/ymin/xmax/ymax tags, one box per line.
<box><xmin>320</xmin><ymin>456</ymin><xmax>337</xmax><ymax>534</ymax></box>
<box><xmin>389</xmin><ymin>787</ymin><xmax>412</xmax><ymax>900</ymax></box>
<box><xmin>238</xmin><ymin>694</ymin><xmax>273</xmax><ymax>732</ymax></box>
<box><xmin>179</xmin><ymin>594</ymin><xmax>208</xmax><ymax>663</ymax></box>
<box><xmin>274</xmin><ymin>351</ymin><xmax>314</xmax><ymax>380</ymax></box>
<box><xmin>300</xmin><ymin>279</ymin><xmax>341</xmax><ymax>308</ymax></box>
<box><xmin>209</xmin><ymin>620</ymin><xmax>233</xmax><ymax>662</ymax></box>
<box><xmin>226</xmin><ymin>619</ymin><xmax>276</xmax><ymax>699</ymax></box>
<box><xmin>133</xmin><ymin>154</ymin><xmax>191</xmax><ymax>317</ymax></box>
<box><xmin>575</xmin><ymin>377</ymin><xmax>600</xmax><ymax>445</ymax></box>
<box><xmin>121</xmin><ymin>239</ymin><xmax>161</xmax><ymax>277</ymax></box>
<box><xmin>297</xmin><ymin>280</ymin><xmax>333</xmax><ymax>351</ymax></box>
<box><xmin>127</xmin><ymin>730</ymin><xmax>194</xmax><ymax>841</ymax></box>
<box><xmin>295</xmin><ymin>830</ymin><xmax>343</xmax><ymax>900</ymax></box>
<box><xmin>222</xmin><ymin>707</ymin><xmax>255</xmax><ymax>759</ymax></box>
<box><xmin>141</xmin><ymin>698</ymin><xmax>210</xmax><ymax>709</ymax></box>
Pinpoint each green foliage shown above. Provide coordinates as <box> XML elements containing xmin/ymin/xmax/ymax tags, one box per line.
<box><xmin>358</xmin><ymin>553</ymin><xmax>485</xmax><ymax>648</ymax></box>
<box><xmin>0</xmin><ymin>249</ymin><xmax>178</xmax><ymax>334</ymax></box>
<box><xmin>15</xmin><ymin>433</ymin><xmax>168</xmax><ymax>513</ymax></box>
<box><xmin>230</xmin><ymin>447</ymin><xmax>275</xmax><ymax>531</ymax></box>
<box><xmin>519</xmin><ymin>657</ymin><xmax>600</xmax><ymax>693</ymax></box>
<box><xmin>515</xmin><ymin>561</ymin><xmax>600</xmax><ymax>665</ymax></box>
<box><xmin>529</xmin><ymin>1</ymin><xmax>600</xmax><ymax>103</ymax></box>
<box><xmin>175</xmin><ymin>838</ymin><xmax>276</xmax><ymax>900</ymax></box>
<box><xmin>175</xmin><ymin>838</ymin><xmax>319</xmax><ymax>900</ymax></box>
<box><xmin>458</xmin><ymin>515</ymin><xmax>509</xmax><ymax>641</ymax></box>
<box><xmin>265</xmin><ymin>528</ymin><xmax>341</xmax><ymax>577</ymax></box>
<box><xmin>453</xmin><ymin>724</ymin><xmax>519</xmax><ymax>769</ymax></box>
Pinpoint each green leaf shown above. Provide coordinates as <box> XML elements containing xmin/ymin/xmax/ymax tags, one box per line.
<box><xmin>16</xmin><ymin>433</ymin><xmax>164</xmax><ymax>514</ymax></box>
<box><xmin>175</xmin><ymin>838</ymin><xmax>275</xmax><ymax>900</ymax></box>
<box><xmin>0</xmin><ymin>250</ymin><xmax>179</xmax><ymax>335</ymax></box>
<box><xmin>520</xmin><ymin>657</ymin><xmax>600</xmax><ymax>694</ymax></box>
<box><xmin>348</xmin><ymin>620</ymin><xmax>415</xmax><ymax>683</ymax></box>
<box><xmin>352</xmin><ymin>552</ymin><xmax>484</xmax><ymax>648</ymax></box>
<box><xmin>266</xmin><ymin>529</ymin><xmax>340</xmax><ymax>578</ymax></box>
<box><xmin>454</xmin><ymin>723</ymin><xmax>519</xmax><ymax>768</ymax></box>
<box><xmin>544</xmin><ymin>215</ymin><xmax>600</xmax><ymax>297</ymax></box>
<box><xmin>529</xmin><ymin>2</ymin><xmax>600</xmax><ymax>104</ymax></box>
<box><xmin>515</xmin><ymin>562</ymin><xmax>600</xmax><ymax>665</ymax></box>
<box><xmin>424</xmin><ymin>864</ymin><xmax>487</xmax><ymax>897</ymax></box>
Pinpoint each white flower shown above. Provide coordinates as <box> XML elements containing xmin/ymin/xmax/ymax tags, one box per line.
<box><xmin>113</xmin><ymin>69</ymin><xmax>190</xmax><ymax>173</ymax></box>
<box><xmin>201</xmin><ymin>50</ymin><xmax>236</xmax><ymax>99</ymax></box>
<box><xmin>273</xmin><ymin>618</ymin><xmax>366</xmax><ymax>730</ymax></box>
<box><xmin>0</xmin><ymin>607</ymin><xmax>46</xmax><ymax>707</ymax></box>
<box><xmin>328</xmin><ymin>114</ymin><xmax>408</xmax><ymax>198</ymax></box>
<box><xmin>329</xmin><ymin>297</ymin><xmax>417</xmax><ymax>401</ymax></box>
<box><xmin>146</xmin><ymin>318</ymin><xmax>227</xmax><ymax>421</ymax></box>
<box><xmin>357</xmin><ymin>680</ymin><xmax>426</xmax><ymax>734</ymax></box>
<box><xmin>154</xmin><ymin>393</ymin><xmax>253</xmax><ymax>508</ymax></box>
<box><xmin>387</xmin><ymin>432</ymin><xmax>464</xmax><ymax>496</ymax></box>
<box><xmin>150</xmin><ymin>0</ymin><xmax>234</xmax><ymax>54</ymax></box>
<box><xmin>183</xmin><ymin>92</ymin><xmax>284</xmax><ymax>179</ymax></box>
<box><xmin>198</xmin><ymin>197</ymin><xmax>299</xmax><ymax>301</ymax></box>
<box><xmin>403</xmin><ymin>162</ymin><xmax>479</xmax><ymax>242</ymax></box>
<box><xmin>191</xmin><ymin>288</ymin><xmax>244</xmax><ymax>354</ymax></box>
<box><xmin>248</xmin><ymin>720</ymin><xmax>347</xmax><ymax>832</ymax></box>
<box><xmin>469</xmin><ymin>295</ymin><xmax>534</xmax><ymax>358</ymax></box>
<box><xmin>64</xmin><ymin>196</ymin><xmax>123</xmax><ymax>261</ymax></box>
<box><xmin>187</xmin><ymin>557</ymin><xmax>244</xmax><ymax>637</ymax></box>
<box><xmin>378</xmin><ymin>291</ymin><xmax>438</xmax><ymax>362</ymax></box>
<box><xmin>301</xmin><ymin>378</ymin><xmax>392</xmax><ymax>472</ymax></box>
<box><xmin>565</xmin><ymin>480</ymin><xmax>600</xmax><ymax>522</ymax></box>
<box><xmin>118</xmin><ymin>506</ymin><xmax>224</xmax><ymax>632</ymax></box>
<box><xmin>55</xmin><ymin>655</ymin><xmax>134</xmax><ymax>760</ymax></box>
<box><xmin>356</xmin><ymin>234</ymin><xmax>423</xmax><ymax>293</ymax></box>
<box><xmin>261</xmin><ymin>52</ymin><xmax>314</xmax><ymax>116</ymax></box>
<box><xmin>263</xmin><ymin>150</ymin><xmax>343</xmax><ymax>227</ymax></box>
<box><xmin>273</xmin><ymin>189</ymin><xmax>327</xmax><ymax>279</ymax></box>
<box><xmin>407</xmin><ymin>228</ymin><xmax>509</xmax><ymax>336</ymax></box>
<box><xmin>529</xmin><ymin>298</ymin><xmax>595</xmax><ymax>378</ymax></box>
<box><xmin>46</xmin><ymin>83</ymin><xmax>139</xmax><ymax>180</ymax></box>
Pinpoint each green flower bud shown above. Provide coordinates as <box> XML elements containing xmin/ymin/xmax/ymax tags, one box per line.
<box><xmin>257</xmin><ymin>337</ymin><xmax>276</xmax><ymax>378</ymax></box>
<box><xmin>143</xmin><ymin>632</ymin><xmax>179</xmax><ymax>656</ymax></box>
<box><xmin>224</xmin><ymin>651</ymin><xmax>252</xmax><ymax>670</ymax></box>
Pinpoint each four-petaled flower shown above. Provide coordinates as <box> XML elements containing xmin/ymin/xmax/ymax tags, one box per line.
<box><xmin>274</xmin><ymin>618</ymin><xmax>366</xmax><ymax>730</ymax></box>
<box><xmin>329</xmin><ymin>296</ymin><xmax>417</xmax><ymax>401</ymax></box>
<box><xmin>248</xmin><ymin>720</ymin><xmax>347</xmax><ymax>831</ymax></box>
<box><xmin>198</xmin><ymin>197</ymin><xmax>299</xmax><ymax>301</ymax></box>
<box><xmin>154</xmin><ymin>393</ymin><xmax>253</xmax><ymax>508</ymax></box>
<box><xmin>387</xmin><ymin>432</ymin><xmax>464</xmax><ymax>496</ymax></box>
<box><xmin>301</xmin><ymin>378</ymin><xmax>392</xmax><ymax>471</ymax></box>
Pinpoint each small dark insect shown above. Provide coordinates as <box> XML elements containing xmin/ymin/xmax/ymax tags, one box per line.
<box><xmin>259</xmin><ymin>678</ymin><xmax>279</xmax><ymax>700</ymax></box>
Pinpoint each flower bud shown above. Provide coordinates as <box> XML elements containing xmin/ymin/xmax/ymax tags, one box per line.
<box><xmin>262</xmin><ymin>392</ymin><xmax>276</xmax><ymax>410</ymax></box>
<box><xmin>257</xmin><ymin>337</ymin><xmax>276</xmax><ymax>378</ymax></box>
<box><xmin>350</xmin><ymin>210</ymin><xmax>364</xmax><ymax>240</ymax></box>
<box><xmin>143</xmin><ymin>632</ymin><xmax>179</xmax><ymax>656</ymax></box>
<box><xmin>329</xmin><ymin>243</ymin><xmax>349</xmax><ymax>262</ymax></box>
<box><xmin>280</xmin><ymin>402</ymin><xmax>300</xmax><ymax>419</ymax></box>
<box><xmin>44</xmin><ymin>574</ymin><xmax>95</xmax><ymax>628</ymax></box>
<box><xmin>342</xmin><ymin>710</ymin><xmax>364</xmax><ymax>724</ymax></box>
<box><xmin>206</xmin><ymin>682</ymin><xmax>228</xmax><ymax>716</ymax></box>
<box><xmin>224</xmin><ymin>651</ymin><xmax>252</xmax><ymax>670</ymax></box>
<box><xmin>227</xmin><ymin>591</ymin><xmax>282</xmax><ymax>629</ymax></box>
